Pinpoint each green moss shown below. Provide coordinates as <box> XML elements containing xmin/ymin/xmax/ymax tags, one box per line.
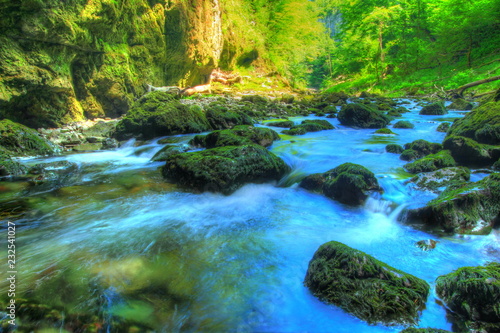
<box><xmin>151</xmin><ymin>144</ymin><xmax>189</xmax><ymax>162</ymax></box>
<box><xmin>386</xmin><ymin>144</ymin><xmax>404</xmax><ymax>154</ymax></box>
<box><xmin>0</xmin><ymin>119</ymin><xmax>57</xmax><ymax>156</ymax></box>
<box><xmin>282</xmin><ymin>119</ymin><xmax>334</xmax><ymax>135</ymax></box>
<box><xmin>436</xmin><ymin>262</ymin><xmax>500</xmax><ymax>332</ymax></box>
<box><xmin>190</xmin><ymin>126</ymin><xmax>280</xmax><ymax>148</ymax></box>
<box><xmin>404</xmin><ymin>150</ymin><xmax>456</xmax><ymax>174</ymax></box>
<box><xmin>338</xmin><ymin>103</ymin><xmax>391</xmax><ymax>128</ymax></box>
<box><xmin>419</xmin><ymin>102</ymin><xmax>447</xmax><ymax>115</ymax></box>
<box><xmin>447</xmin><ymin>100</ymin><xmax>500</xmax><ymax>144</ymax></box>
<box><xmin>304</xmin><ymin>241</ymin><xmax>429</xmax><ymax>325</ymax></box>
<box><xmin>404</xmin><ymin>140</ymin><xmax>442</xmax><ymax>157</ymax></box>
<box><xmin>299</xmin><ymin>173</ymin><xmax>326</xmax><ymax>192</ymax></box>
<box><xmin>375</xmin><ymin>128</ymin><xmax>396</xmax><ymax>135</ymax></box>
<box><xmin>400</xmin><ymin>149</ymin><xmax>420</xmax><ymax>161</ymax></box>
<box><xmin>443</xmin><ymin>135</ymin><xmax>499</xmax><ymax>167</ymax></box>
<box><xmin>161</xmin><ymin>144</ymin><xmax>290</xmax><ymax>194</ymax></box>
<box><xmin>393</xmin><ymin>121</ymin><xmax>415</xmax><ymax>129</ymax></box>
<box><xmin>266</xmin><ymin>120</ymin><xmax>294</xmax><ymax>128</ymax></box>
<box><xmin>114</xmin><ymin>91</ymin><xmax>211</xmax><ymax>140</ymax></box>
<box><xmin>409</xmin><ymin>167</ymin><xmax>470</xmax><ymax>192</ymax></box>
<box><xmin>437</xmin><ymin>122</ymin><xmax>451</xmax><ymax>133</ymax></box>
<box><xmin>0</xmin><ymin>148</ymin><xmax>27</xmax><ymax>177</ymax></box>
<box><xmin>205</xmin><ymin>102</ymin><xmax>254</xmax><ymax>130</ymax></box>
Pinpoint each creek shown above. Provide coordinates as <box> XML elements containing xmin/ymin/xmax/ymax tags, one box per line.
<box><xmin>1</xmin><ymin>99</ymin><xmax>499</xmax><ymax>332</ymax></box>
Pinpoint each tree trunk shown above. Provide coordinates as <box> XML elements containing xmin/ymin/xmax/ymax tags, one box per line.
<box><xmin>453</xmin><ymin>75</ymin><xmax>500</xmax><ymax>96</ymax></box>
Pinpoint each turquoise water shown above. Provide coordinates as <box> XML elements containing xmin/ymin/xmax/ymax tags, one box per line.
<box><xmin>1</xmin><ymin>100</ymin><xmax>498</xmax><ymax>332</ymax></box>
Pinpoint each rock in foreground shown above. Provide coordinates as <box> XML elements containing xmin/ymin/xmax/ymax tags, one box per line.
<box><xmin>436</xmin><ymin>262</ymin><xmax>500</xmax><ymax>332</ymax></box>
<box><xmin>304</xmin><ymin>241</ymin><xmax>429</xmax><ymax>325</ymax></box>
<box><xmin>162</xmin><ymin>145</ymin><xmax>290</xmax><ymax>194</ymax></box>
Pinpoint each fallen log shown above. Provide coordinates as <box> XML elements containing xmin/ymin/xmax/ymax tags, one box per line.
<box><xmin>449</xmin><ymin>75</ymin><xmax>500</xmax><ymax>97</ymax></box>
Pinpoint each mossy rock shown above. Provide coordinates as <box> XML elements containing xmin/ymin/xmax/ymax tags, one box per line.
<box><xmin>419</xmin><ymin>102</ymin><xmax>448</xmax><ymax>115</ymax></box>
<box><xmin>448</xmin><ymin>98</ymin><xmax>474</xmax><ymax>111</ymax></box>
<box><xmin>266</xmin><ymin>120</ymin><xmax>294</xmax><ymax>128</ymax></box>
<box><xmin>408</xmin><ymin>167</ymin><xmax>470</xmax><ymax>192</ymax></box>
<box><xmin>282</xmin><ymin>119</ymin><xmax>334</xmax><ymax>135</ymax></box>
<box><xmin>338</xmin><ymin>103</ymin><xmax>391</xmax><ymax>128</ymax></box>
<box><xmin>0</xmin><ymin>119</ymin><xmax>57</xmax><ymax>156</ymax></box>
<box><xmin>322</xmin><ymin>163</ymin><xmax>381</xmax><ymax>206</ymax></box>
<box><xmin>0</xmin><ymin>148</ymin><xmax>27</xmax><ymax>177</ymax></box>
<box><xmin>404</xmin><ymin>139</ymin><xmax>443</xmax><ymax>158</ymax></box>
<box><xmin>189</xmin><ymin>126</ymin><xmax>280</xmax><ymax>148</ymax></box>
<box><xmin>400</xmin><ymin>149</ymin><xmax>420</xmax><ymax>161</ymax></box>
<box><xmin>446</xmin><ymin>100</ymin><xmax>500</xmax><ymax>144</ymax></box>
<box><xmin>161</xmin><ymin>144</ymin><xmax>290</xmax><ymax>194</ymax></box>
<box><xmin>241</xmin><ymin>95</ymin><xmax>269</xmax><ymax>104</ymax></box>
<box><xmin>393</xmin><ymin>121</ymin><xmax>415</xmax><ymax>129</ymax></box>
<box><xmin>494</xmin><ymin>159</ymin><xmax>500</xmax><ymax>170</ymax></box>
<box><xmin>114</xmin><ymin>91</ymin><xmax>211</xmax><ymax>140</ymax></box>
<box><xmin>404</xmin><ymin>150</ymin><xmax>456</xmax><ymax>174</ymax></box>
<box><xmin>436</xmin><ymin>262</ymin><xmax>500</xmax><ymax>332</ymax></box>
<box><xmin>443</xmin><ymin>136</ymin><xmax>500</xmax><ymax>167</ymax></box>
<box><xmin>299</xmin><ymin>173</ymin><xmax>326</xmax><ymax>192</ymax></box>
<box><xmin>320</xmin><ymin>91</ymin><xmax>349</xmax><ymax>104</ymax></box>
<box><xmin>386</xmin><ymin>144</ymin><xmax>404</xmax><ymax>154</ymax></box>
<box><xmin>405</xmin><ymin>173</ymin><xmax>500</xmax><ymax>234</ymax></box>
<box><xmin>437</xmin><ymin>122</ymin><xmax>451</xmax><ymax>133</ymax></box>
<box><xmin>151</xmin><ymin>144</ymin><xmax>190</xmax><ymax>162</ymax></box>
<box><xmin>205</xmin><ymin>102</ymin><xmax>254</xmax><ymax>130</ymax></box>
<box><xmin>375</xmin><ymin>128</ymin><xmax>396</xmax><ymax>135</ymax></box>
<box><xmin>304</xmin><ymin>241</ymin><xmax>429</xmax><ymax>325</ymax></box>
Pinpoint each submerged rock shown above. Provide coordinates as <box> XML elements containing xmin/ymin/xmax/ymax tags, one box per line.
<box><xmin>404</xmin><ymin>151</ymin><xmax>456</xmax><ymax>174</ymax></box>
<box><xmin>266</xmin><ymin>120</ymin><xmax>294</xmax><ymax>128</ymax></box>
<box><xmin>374</xmin><ymin>128</ymin><xmax>396</xmax><ymax>135</ymax></box>
<box><xmin>151</xmin><ymin>144</ymin><xmax>190</xmax><ymax>162</ymax></box>
<box><xmin>437</xmin><ymin>122</ymin><xmax>451</xmax><ymax>133</ymax></box>
<box><xmin>393</xmin><ymin>120</ymin><xmax>415</xmax><ymax>129</ymax></box>
<box><xmin>436</xmin><ymin>262</ymin><xmax>500</xmax><ymax>332</ymax></box>
<box><xmin>162</xmin><ymin>144</ymin><xmax>290</xmax><ymax>194</ymax></box>
<box><xmin>114</xmin><ymin>91</ymin><xmax>212</xmax><ymax>140</ymax></box>
<box><xmin>0</xmin><ymin>148</ymin><xmax>27</xmax><ymax>177</ymax></box>
<box><xmin>190</xmin><ymin>126</ymin><xmax>280</xmax><ymax>148</ymax></box>
<box><xmin>386</xmin><ymin>144</ymin><xmax>404</xmax><ymax>154</ymax></box>
<box><xmin>337</xmin><ymin>103</ymin><xmax>391</xmax><ymax>128</ymax></box>
<box><xmin>300</xmin><ymin>163</ymin><xmax>381</xmax><ymax>206</ymax></box>
<box><xmin>419</xmin><ymin>102</ymin><xmax>447</xmax><ymax>115</ymax></box>
<box><xmin>304</xmin><ymin>241</ymin><xmax>429</xmax><ymax>325</ymax></box>
<box><xmin>404</xmin><ymin>173</ymin><xmax>500</xmax><ymax>234</ymax></box>
<box><xmin>0</xmin><ymin>119</ymin><xmax>57</xmax><ymax>156</ymax></box>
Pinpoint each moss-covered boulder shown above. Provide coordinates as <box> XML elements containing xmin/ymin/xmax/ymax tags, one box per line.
<box><xmin>436</xmin><ymin>262</ymin><xmax>500</xmax><ymax>332</ymax></box>
<box><xmin>400</xmin><ymin>149</ymin><xmax>420</xmax><ymax>161</ymax></box>
<box><xmin>437</xmin><ymin>122</ymin><xmax>451</xmax><ymax>133</ymax></box>
<box><xmin>266</xmin><ymin>120</ymin><xmax>294</xmax><ymax>128</ymax></box>
<box><xmin>337</xmin><ymin>103</ymin><xmax>391</xmax><ymax>129</ymax></box>
<box><xmin>0</xmin><ymin>119</ymin><xmax>57</xmax><ymax>156</ymax></box>
<box><xmin>446</xmin><ymin>100</ymin><xmax>500</xmax><ymax>144</ymax></box>
<box><xmin>405</xmin><ymin>173</ymin><xmax>500</xmax><ymax>234</ymax></box>
<box><xmin>420</xmin><ymin>102</ymin><xmax>448</xmax><ymax>115</ymax></box>
<box><xmin>448</xmin><ymin>98</ymin><xmax>474</xmax><ymax>111</ymax></box>
<box><xmin>161</xmin><ymin>144</ymin><xmax>290</xmax><ymax>194</ymax></box>
<box><xmin>375</xmin><ymin>128</ymin><xmax>396</xmax><ymax>135</ymax></box>
<box><xmin>0</xmin><ymin>148</ymin><xmax>27</xmax><ymax>177</ymax></box>
<box><xmin>114</xmin><ymin>91</ymin><xmax>211</xmax><ymax>140</ymax></box>
<box><xmin>393</xmin><ymin>121</ymin><xmax>415</xmax><ymax>129</ymax></box>
<box><xmin>404</xmin><ymin>140</ymin><xmax>443</xmax><ymax>157</ymax></box>
<box><xmin>386</xmin><ymin>144</ymin><xmax>404</xmax><ymax>154</ymax></box>
<box><xmin>404</xmin><ymin>151</ymin><xmax>456</xmax><ymax>174</ymax></box>
<box><xmin>299</xmin><ymin>163</ymin><xmax>381</xmax><ymax>205</ymax></box>
<box><xmin>304</xmin><ymin>241</ymin><xmax>429</xmax><ymax>325</ymax></box>
<box><xmin>151</xmin><ymin>144</ymin><xmax>190</xmax><ymax>162</ymax></box>
<box><xmin>408</xmin><ymin>167</ymin><xmax>470</xmax><ymax>192</ymax></box>
<box><xmin>282</xmin><ymin>119</ymin><xmax>334</xmax><ymax>135</ymax></box>
<box><xmin>190</xmin><ymin>126</ymin><xmax>280</xmax><ymax>148</ymax></box>
<box><xmin>443</xmin><ymin>136</ymin><xmax>500</xmax><ymax>167</ymax></box>
<box><xmin>205</xmin><ymin>102</ymin><xmax>254</xmax><ymax>130</ymax></box>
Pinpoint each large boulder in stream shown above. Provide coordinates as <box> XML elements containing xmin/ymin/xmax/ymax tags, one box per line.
<box><xmin>419</xmin><ymin>102</ymin><xmax>447</xmax><ymax>115</ymax></box>
<box><xmin>443</xmin><ymin>136</ymin><xmax>500</xmax><ymax>167</ymax></box>
<box><xmin>0</xmin><ymin>119</ymin><xmax>57</xmax><ymax>156</ymax></box>
<box><xmin>447</xmin><ymin>98</ymin><xmax>500</xmax><ymax>144</ymax></box>
<box><xmin>161</xmin><ymin>144</ymin><xmax>290</xmax><ymax>194</ymax></box>
<box><xmin>407</xmin><ymin>167</ymin><xmax>470</xmax><ymax>193</ymax></box>
<box><xmin>300</xmin><ymin>163</ymin><xmax>381</xmax><ymax>206</ymax></box>
<box><xmin>404</xmin><ymin>150</ymin><xmax>456</xmax><ymax>174</ymax></box>
<box><xmin>337</xmin><ymin>103</ymin><xmax>391</xmax><ymax>128</ymax></box>
<box><xmin>304</xmin><ymin>241</ymin><xmax>429</xmax><ymax>325</ymax></box>
<box><xmin>404</xmin><ymin>173</ymin><xmax>500</xmax><ymax>235</ymax></box>
<box><xmin>282</xmin><ymin>119</ymin><xmax>335</xmax><ymax>135</ymax></box>
<box><xmin>190</xmin><ymin>125</ymin><xmax>280</xmax><ymax>148</ymax></box>
<box><xmin>436</xmin><ymin>262</ymin><xmax>500</xmax><ymax>333</ymax></box>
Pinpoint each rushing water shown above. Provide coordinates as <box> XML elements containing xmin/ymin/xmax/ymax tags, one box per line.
<box><xmin>1</xmin><ymin>99</ymin><xmax>499</xmax><ymax>332</ymax></box>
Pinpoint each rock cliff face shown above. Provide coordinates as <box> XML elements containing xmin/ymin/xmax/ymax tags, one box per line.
<box><xmin>0</xmin><ymin>0</ymin><xmax>269</xmax><ymax>128</ymax></box>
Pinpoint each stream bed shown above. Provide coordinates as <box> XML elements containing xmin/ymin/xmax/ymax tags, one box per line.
<box><xmin>1</xmin><ymin>99</ymin><xmax>499</xmax><ymax>332</ymax></box>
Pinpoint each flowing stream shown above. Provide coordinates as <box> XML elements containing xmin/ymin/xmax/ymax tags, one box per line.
<box><xmin>1</xmin><ymin>99</ymin><xmax>499</xmax><ymax>332</ymax></box>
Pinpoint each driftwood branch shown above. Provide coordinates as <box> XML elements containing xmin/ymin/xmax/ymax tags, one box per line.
<box><xmin>451</xmin><ymin>75</ymin><xmax>500</xmax><ymax>96</ymax></box>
